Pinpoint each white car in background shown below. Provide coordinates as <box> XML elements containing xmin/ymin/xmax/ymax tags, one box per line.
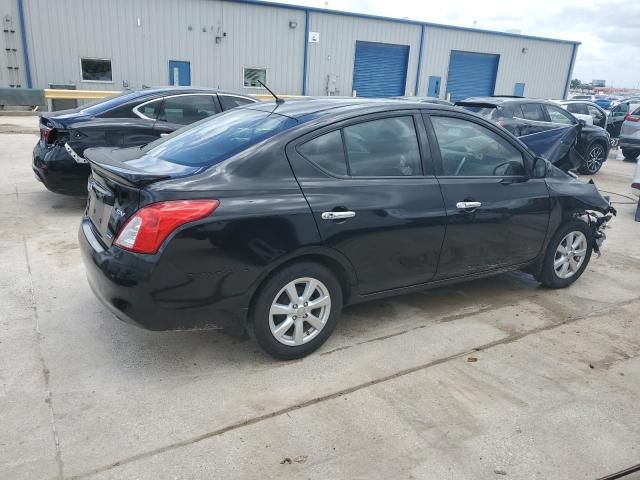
<box><xmin>555</xmin><ymin>100</ymin><xmax>607</xmax><ymax>129</ymax></box>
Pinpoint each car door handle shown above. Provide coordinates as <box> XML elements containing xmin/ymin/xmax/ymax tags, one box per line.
<box><xmin>160</xmin><ymin>133</ymin><xmax>169</xmax><ymax>137</ymax></box>
<box><xmin>456</xmin><ymin>201</ymin><xmax>482</xmax><ymax>210</ymax></box>
<box><xmin>321</xmin><ymin>211</ymin><xmax>356</xmax><ymax>220</ymax></box>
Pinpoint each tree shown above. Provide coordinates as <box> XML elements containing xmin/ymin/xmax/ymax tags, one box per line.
<box><xmin>570</xmin><ymin>78</ymin><xmax>581</xmax><ymax>89</ymax></box>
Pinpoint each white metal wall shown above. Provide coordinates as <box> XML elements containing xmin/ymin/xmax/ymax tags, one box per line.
<box><xmin>4</xmin><ymin>0</ymin><xmax>576</xmax><ymax>100</ymax></box>
<box><xmin>307</xmin><ymin>12</ymin><xmax>422</xmax><ymax>97</ymax></box>
<box><xmin>20</xmin><ymin>0</ymin><xmax>305</xmax><ymax>93</ymax></box>
<box><xmin>418</xmin><ymin>26</ymin><xmax>574</xmax><ymax>100</ymax></box>
<box><xmin>0</xmin><ymin>0</ymin><xmax>27</xmax><ymax>88</ymax></box>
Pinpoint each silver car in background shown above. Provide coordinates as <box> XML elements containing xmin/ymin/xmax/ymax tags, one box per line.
<box><xmin>620</xmin><ymin>105</ymin><xmax>640</xmax><ymax>162</ymax></box>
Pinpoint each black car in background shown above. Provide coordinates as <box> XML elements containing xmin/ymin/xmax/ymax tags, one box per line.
<box><xmin>79</xmin><ymin>98</ymin><xmax>615</xmax><ymax>360</ymax></box>
<box><xmin>456</xmin><ymin>97</ymin><xmax>611</xmax><ymax>174</ymax></box>
<box><xmin>33</xmin><ymin>87</ymin><xmax>258</xmax><ymax>196</ymax></box>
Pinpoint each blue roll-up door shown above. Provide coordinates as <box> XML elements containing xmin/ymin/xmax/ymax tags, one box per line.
<box><xmin>446</xmin><ymin>51</ymin><xmax>500</xmax><ymax>103</ymax></box>
<box><xmin>352</xmin><ymin>41</ymin><xmax>410</xmax><ymax>97</ymax></box>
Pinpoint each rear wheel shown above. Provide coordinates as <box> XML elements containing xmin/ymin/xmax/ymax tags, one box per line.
<box><xmin>251</xmin><ymin>262</ymin><xmax>342</xmax><ymax>360</ymax></box>
<box><xmin>577</xmin><ymin>142</ymin><xmax>606</xmax><ymax>174</ymax></box>
<box><xmin>621</xmin><ymin>148</ymin><xmax>640</xmax><ymax>161</ymax></box>
<box><xmin>537</xmin><ymin>220</ymin><xmax>593</xmax><ymax>288</ymax></box>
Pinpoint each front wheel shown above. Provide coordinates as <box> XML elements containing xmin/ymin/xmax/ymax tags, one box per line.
<box><xmin>577</xmin><ymin>142</ymin><xmax>606</xmax><ymax>174</ymax></box>
<box><xmin>537</xmin><ymin>220</ymin><xmax>593</xmax><ymax>288</ymax></box>
<box><xmin>251</xmin><ymin>262</ymin><xmax>342</xmax><ymax>360</ymax></box>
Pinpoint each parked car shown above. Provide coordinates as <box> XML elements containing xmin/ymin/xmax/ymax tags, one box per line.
<box><xmin>607</xmin><ymin>100</ymin><xmax>640</xmax><ymax>145</ymax></box>
<box><xmin>393</xmin><ymin>96</ymin><xmax>453</xmax><ymax>106</ymax></box>
<box><xmin>33</xmin><ymin>87</ymin><xmax>258</xmax><ymax>196</ymax></box>
<box><xmin>456</xmin><ymin>97</ymin><xmax>611</xmax><ymax>174</ymax></box>
<box><xmin>571</xmin><ymin>94</ymin><xmax>596</xmax><ymax>102</ymax></box>
<box><xmin>558</xmin><ymin>100</ymin><xmax>607</xmax><ymax>129</ymax></box>
<box><xmin>619</xmin><ymin>105</ymin><xmax>640</xmax><ymax>161</ymax></box>
<box><xmin>79</xmin><ymin>98</ymin><xmax>615</xmax><ymax>360</ymax></box>
<box><xmin>594</xmin><ymin>95</ymin><xmax>614</xmax><ymax>109</ymax></box>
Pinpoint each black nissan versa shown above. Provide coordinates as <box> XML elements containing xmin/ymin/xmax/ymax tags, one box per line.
<box><xmin>79</xmin><ymin>98</ymin><xmax>615</xmax><ymax>360</ymax></box>
<box><xmin>33</xmin><ymin>87</ymin><xmax>257</xmax><ymax>196</ymax></box>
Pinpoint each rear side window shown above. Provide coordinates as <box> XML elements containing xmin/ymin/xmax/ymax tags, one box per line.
<box><xmin>343</xmin><ymin>117</ymin><xmax>422</xmax><ymax>176</ymax></box>
<box><xmin>520</xmin><ymin>104</ymin><xmax>546</xmax><ymax>122</ymax></box>
<box><xmin>544</xmin><ymin>104</ymin><xmax>576</xmax><ymax>125</ymax></box>
<box><xmin>133</xmin><ymin>99</ymin><xmax>162</xmax><ymax>119</ymax></box>
<box><xmin>632</xmin><ymin>106</ymin><xmax>640</xmax><ymax>115</ymax></box>
<box><xmin>565</xmin><ymin>103</ymin><xmax>589</xmax><ymax>115</ymax></box>
<box><xmin>145</xmin><ymin>109</ymin><xmax>297</xmax><ymax>167</ymax></box>
<box><xmin>298</xmin><ymin>131</ymin><xmax>348</xmax><ymax>176</ymax></box>
<box><xmin>158</xmin><ymin>95</ymin><xmax>220</xmax><ymax>125</ymax></box>
<box><xmin>431</xmin><ymin>116</ymin><xmax>525</xmax><ymax>177</ymax></box>
<box><xmin>219</xmin><ymin>95</ymin><xmax>255</xmax><ymax>110</ymax></box>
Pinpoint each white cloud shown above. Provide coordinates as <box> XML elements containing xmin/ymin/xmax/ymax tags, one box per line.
<box><xmin>270</xmin><ymin>0</ymin><xmax>640</xmax><ymax>88</ymax></box>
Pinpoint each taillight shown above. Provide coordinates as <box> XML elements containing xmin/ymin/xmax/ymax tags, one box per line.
<box><xmin>624</xmin><ymin>114</ymin><xmax>640</xmax><ymax>122</ymax></box>
<box><xmin>41</xmin><ymin>127</ymin><xmax>53</xmax><ymax>144</ymax></box>
<box><xmin>114</xmin><ymin>200</ymin><xmax>219</xmax><ymax>254</ymax></box>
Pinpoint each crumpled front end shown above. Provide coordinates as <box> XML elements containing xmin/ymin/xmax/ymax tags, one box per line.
<box><xmin>546</xmin><ymin>166</ymin><xmax>616</xmax><ymax>254</ymax></box>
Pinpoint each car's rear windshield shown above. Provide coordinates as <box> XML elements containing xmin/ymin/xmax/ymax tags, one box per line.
<box><xmin>81</xmin><ymin>91</ymin><xmax>142</xmax><ymax>115</ymax></box>
<box><xmin>143</xmin><ymin>108</ymin><xmax>298</xmax><ymax>167</ymax></box>
<box><xmin>457</xmin><ymin>104</ymin><xmax>498</xmax><ymax>118</ymax></box>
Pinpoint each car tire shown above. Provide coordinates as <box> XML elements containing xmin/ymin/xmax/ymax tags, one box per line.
<box><xmin>577</xmin><ymin>142</ymin><xmax>607</xmax><ymax>174</ymax></box>
<box><xmin>621</xmin><ymin>148</ymin><xmax>639</xmax><ymax>162</ymax></box>
<box><xmin>537</xmin><ymin>220</ymin><xmax>593</xmax><ymax>289</ymax></box>
<box><xmin>250</xmin><ymin>262</ymin><xmax>342</xmax><ymax>360</ymax></box>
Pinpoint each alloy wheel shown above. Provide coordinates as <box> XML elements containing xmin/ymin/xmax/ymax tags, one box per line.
<box><xmin>585</xmin><ymin>145</ymin><xmax>605</xmax><ymax>173</ymax></box>
<box><xmin>554</xmin><ymin>231</ymin><xmax>587</xmax><ymax>279</ymax></box>
<box><xmin>268</xmin><ymin>277</ymin><xmax>331</xmax><ymax>346</ymax></box>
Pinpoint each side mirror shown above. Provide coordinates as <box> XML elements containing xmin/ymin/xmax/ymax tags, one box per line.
<box><xmin>578</xmin><ymin>118</ymin><xmax>586</xmax><ymax>127</ymax></box>
<box><xmin>532</xmin><ymin>157</ymin><xmax>548</xmax><ymax>178</ymax></box>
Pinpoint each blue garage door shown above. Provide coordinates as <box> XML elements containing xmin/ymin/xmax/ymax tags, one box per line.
<box><xmin>352</xmin><ymin>41</ymin><xmax>410</xmax><ymax>97</ymax></box>
<box><xmin>446</xmin><ymin>51</ymin><xmax>500</xmax><ymax>103</ymax></box>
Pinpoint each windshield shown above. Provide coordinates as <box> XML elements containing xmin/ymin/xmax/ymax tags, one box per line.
<box><xmin>81</xmin><ymin>91</ymin><xmax>142</xmax><ymax>115</ymax></box>
<box><xmin>143</xmin><ymin>108</ymin><xmax>298</xmax><ymax>167</ymax></box>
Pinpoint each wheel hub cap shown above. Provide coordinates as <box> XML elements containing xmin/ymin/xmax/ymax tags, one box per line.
<box><xmin>554</xmin><ymin>231</ymin><xmax>587</xmax><ymax>279</ymax></box>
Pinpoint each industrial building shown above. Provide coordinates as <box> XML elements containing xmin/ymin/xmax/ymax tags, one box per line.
<box><xmin>1</xmin><ymin>0</ymin><xmax>578</xmax><ymax>101</ymax></box>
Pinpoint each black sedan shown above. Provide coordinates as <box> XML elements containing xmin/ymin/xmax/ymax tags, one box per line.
<box><xmin>79</xmin><ymin>99</ymin><xmax>615</xmax><ymax>360</ymax></box>
<box><xmin>33</xmin><ymin>87</ymin><xmax>257</xmax><ymax>196</ymax></box>
<box><xmin>456</xmin><ymin>97</ymin><xmax>611</xmax><ymax>174</ymax></box>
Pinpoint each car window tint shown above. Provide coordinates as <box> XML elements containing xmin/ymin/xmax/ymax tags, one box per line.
<box><xmin>99</xmin><ymin>103</ymin><xmax>142</xmax><ymax>119</ymax></box>
<box><xmin>544</xmin><ymin>104</ymin><xmax>576</xmax><ymax>125</ymax></box>
<box><xmin>135</xmin><ymin>99</ymin><xmax>162</xmax><ymax>119</ymax></box>
<box><xmin>298</xmin><ymin>131</ymin><xmax>348</xmax><ymax>176</ymax></box>
<box><xmin>145</xmin><ymin>109</ymin><xmax>297</xmax><ymax>167</ymax></box>
<box><xmin>520</xmin><ymin>103</ymin><xmax>546</xmax><ymax>122</ymax></box>
<box><xmin>158</xmin><ymin>95</ymin><xmax>219</xmax><ymax>125</ymax></box>
<box><xmin>566</xmin><ymin>103</ymin><xmax>588</xmax><ymax>115</ymax></box>
<box><xmin>219</xmin><ymin>95</ymin><xmax>255</xmax><ymax>110</ymax></box>
<box><xmin>343</xmin><ymin>116</ymin><xmax>422</xmax><ymax>177</ymax></box>
<box><xmin>431</xmin><ymin>116</ymin><xmax>525</xmax><ymax>177</ymax></box>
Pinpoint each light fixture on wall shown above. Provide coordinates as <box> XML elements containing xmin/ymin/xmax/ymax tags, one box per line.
<box><xmin>522</xmin><ymin>47</ymin><xmax>528</xmax><ymax>54</ymax></box>
<box><xmin>289</xmin><ymin>21</ymin><xmax>298</xmax><ymax>29</ymax></box>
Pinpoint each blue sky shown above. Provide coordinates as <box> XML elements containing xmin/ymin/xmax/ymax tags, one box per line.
<box><xmin>270</xmin><ymin>0</ymin><xmax>640</xmax><ymax>88</ymax></box>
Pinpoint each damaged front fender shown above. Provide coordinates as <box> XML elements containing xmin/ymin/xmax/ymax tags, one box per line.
<box><xmin>545</xmin><ymin>165</ymin><xmax>616</xmax><ymax>254</ymax></box>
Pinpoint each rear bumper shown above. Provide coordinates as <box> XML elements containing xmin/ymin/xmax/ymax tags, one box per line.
<box><xmin>33</xmin><ymin>142</ymin><xmax>90</xmax><ymax>196</ymax></box>
<box><xmin>619</xmin><ymin>136</ymin><xmax>640</xmax><ymax>149</ymax></box>
<box><xmin>78</xmin><ymin>218</ymin><xmax>248</xmax><ymax>334</ymax></box>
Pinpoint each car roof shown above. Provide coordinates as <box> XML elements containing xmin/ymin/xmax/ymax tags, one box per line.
<box><xmin>456</xmin><ymin>96</ymin><xmax>556</xmax><ymax>106</ymax></box>
<box><xmin>243</xmin><ymin>97</ymin><xmax>452</xmax><ymax>120</ymax></box>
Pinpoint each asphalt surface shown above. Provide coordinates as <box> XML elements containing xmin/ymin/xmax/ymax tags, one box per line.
<box><xmin>1</xmin><ymin>119</ymin><xmax>639</xmax><ymax>480</ymax></box>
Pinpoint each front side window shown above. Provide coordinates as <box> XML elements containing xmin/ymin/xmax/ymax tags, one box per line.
<box><xmin>343</xmin><ymin>117</ymin><xmax>422</xmax><ymax>176</ymax></box>
<box><xmin>431</xmin><ymin>116</ymin><xmax>525</xmax><ymax>177</ymax></box>
<box><xmin>143</xmin><ymin>109</ymin><xmax>297</xmax><ymax>167</ymax></box>
<box><xmin>158</xmin><ymin>95</ymin><xmax>219</xmax><ymax>125</ymax></box>
<box><xmin>298</xmin><ymin>131</ymin><xmax>348</xmax><ymax>176</ymax></box>
<box><xmin>244</xmin><ymin>68</ymin><xmax>267</xmax><ymax>88</ymax></box>
<box><xmin>587</xmin><ymin>105</ymin><xmax>604</xmax><ymax>119</ymax></box>
<box><xmin>544</xmin><ymin>104</ymin><xmax>576</xmax><ymax>125</ymax></box>
<box><xmin>519</xmin><ymin>103</ymin><xmax>546</xmax><ymax>122</ymax></box>
<box><xmin>81</xmin><ymin>58</ymin><xmax>112</xmax><ymax>82</ymax></box>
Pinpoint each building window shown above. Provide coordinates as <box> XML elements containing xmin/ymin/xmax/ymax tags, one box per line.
<box><xmin>243</xmin><ymin>67</ymin><xmax>266</xmax><ymax>88</ymax></box>
<box><xmin>81</xmin><ymin>58</ymin><xmax>113</xmax><ymax>82</ymax></box>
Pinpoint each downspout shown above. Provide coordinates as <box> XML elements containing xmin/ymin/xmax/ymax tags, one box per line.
<box><xmin>414</xmin><ymin>24</ymin><xmax>425</xmax><ymax>96</ymax></box>
<box><xmin>563</xmin><ymin>43</ymin><xmax>578</xmax><ymax>100</ymax></box>
<box><xmin>17</xmin><ymin>0</ymin><xmax>33</xmax><ymax>88</ymax></box>
<box><xmin>302</xmin><ymin>10</ymin><xmax>309</xmax><ymax>96</ymax></box>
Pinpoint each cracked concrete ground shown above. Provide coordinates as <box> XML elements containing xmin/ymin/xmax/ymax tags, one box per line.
<box><xmin>1</xmin><ymin>119</ymin><xmax>639</xmax><ymax>480</ymax></box>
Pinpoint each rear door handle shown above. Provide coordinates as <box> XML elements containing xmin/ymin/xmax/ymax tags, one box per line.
<box><xmin>456</xmin><ymin>201</ymin><xmax>482</xmax><ymax>210</ymax></box>
<box><xmin>321</xmin><ymin>211</ymin><xmax>356</xmax><ymax>220</ymax></box>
